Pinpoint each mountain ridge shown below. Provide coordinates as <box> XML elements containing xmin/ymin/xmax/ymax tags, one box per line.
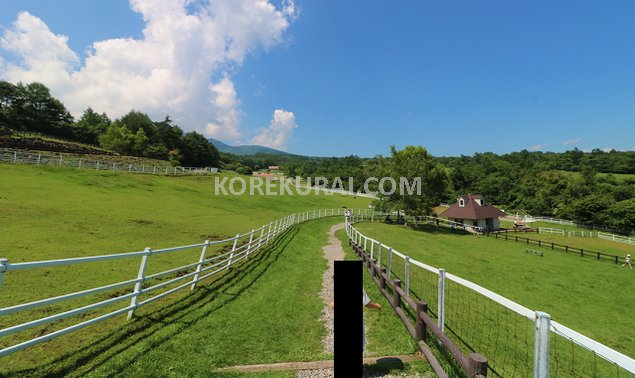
<box><xmin>208</xmin><ymin>138</ymin><xmax>291</xmax><ymax>156</ymax></box>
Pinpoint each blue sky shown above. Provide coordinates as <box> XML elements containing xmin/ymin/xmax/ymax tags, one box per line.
<box><xmin>1</xmin><ymin>0</ymin><xmax>634</xmax><ymax>157</ymax></box>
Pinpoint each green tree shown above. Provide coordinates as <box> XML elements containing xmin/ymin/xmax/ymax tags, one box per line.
<box><xmin>380</xmin><ymin>146</ymin><xmax>449</xmax><ymax>217</ymax></box>
<box><xmin>180</xmin><ymin>131</ymin><xmax>220</xmax><ymax>167</ymax></box>
<box><xmin>73</xmin><ymin>107</ymin><xmax>111</xmax><ymax>144</ymax></box>
<box><xmin>98</xmin><ymin>122</ymin><xmax>134</xmax><ymax>154</ymax></box>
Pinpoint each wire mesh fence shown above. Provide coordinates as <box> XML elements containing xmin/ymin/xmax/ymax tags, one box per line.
<box><xmin>348</xmin><ymin>217</ymin><xmax>635</xmax><ymax>377</ymax></box>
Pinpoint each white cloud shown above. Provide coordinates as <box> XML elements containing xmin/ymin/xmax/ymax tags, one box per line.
<box><xmin>529</xmin><ymin>144</ymin><xmax>547</xmax><ymax>151</ymax></box>
<box><xmin>563</xmin><ymin>137</ymin><xmax>582</xmax><ymax>145</ymax></box>
<box><xmin>250</xmin><ymin>109</ymin><xmax>297</xmax><ymax>150</ymax></box>
<box><xmin>0</xmin><ymin>0</ymin><xmax>297</xmax><ymax>140</ymax></box>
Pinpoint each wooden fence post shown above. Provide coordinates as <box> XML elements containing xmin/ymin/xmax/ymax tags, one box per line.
<box><xmin>380</xmin><ymin>267</ymin><xmax>387</xmax><ymax>290</ymax></box>
<box><xmin>468</xmin><ymin>353</ymin><xmax>488</xmax><ymax>377</ymax></box>
<box><xmin>392</xmin><ymin>279</ymin><xmax>402</xmax><ymax>308</ymax></box>
<box><xmin>415</xmin><ymin>301</ymin><xmax>428</xmax><ymax>342</ymax></box>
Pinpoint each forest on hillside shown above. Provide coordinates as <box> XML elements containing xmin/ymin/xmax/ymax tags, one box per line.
<box><xmin>0</xmin><ymin>81</ymin><xmax>219</xmax><ymax>167</ymax></box>
<box><xmin>1</xmin><ymin>81</ymin><xmax>633</xmax><ymax>230</ymax></box>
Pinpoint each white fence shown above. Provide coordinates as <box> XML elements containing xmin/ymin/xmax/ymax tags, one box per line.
<box><xmin>538</xmin><ymin>227</ymin><xmax>566</xmax><ymax>236</ymax></box>
<box><xmin>0</xmin><ymin>149</ymin><xmax>218</xmax><ymax>175</ymax></box>
<box><xmin>0</xmin><ymin>207</ymin><xmax>362</xmax><ymax>358</ymax></box>
<box><xmin>528</xmin><ymin>216</ymin><xmax>635</xmax><ymax>236</ymax></box>
<box><xmin>346</xmin><ymin>217</ymin><xmax>635</xmax><ymax>377</ymax></box>
<box><xmin>598</xmin><ymin>232</ymin><xmax>635</xmax><ymax>245</ymax></box>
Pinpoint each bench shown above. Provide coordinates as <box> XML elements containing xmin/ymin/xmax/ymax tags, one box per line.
<box><xmin>525</xmin><ymin>248</ymin><xmax>544</xmax><ymax>257</ymax></box>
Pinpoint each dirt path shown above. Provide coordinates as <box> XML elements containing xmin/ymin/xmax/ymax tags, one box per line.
<box><xmin>319</xmin><ymin>222</ymin><xmax>346</xmax><ymax>353</ymax></box>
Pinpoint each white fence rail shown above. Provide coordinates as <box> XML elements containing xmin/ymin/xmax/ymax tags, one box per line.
<box><xmin>0</xmin><ymin>149</ymin><xmax>218</xmax><ymax>175</ymax></box>
<box><xmin>528</xmin><ymin>216</ymin><xmax>635</xmax><ymax>236</ymax></box>
<box><xmin>598</xmin><ymin>232</ymin><xmax>635</xmax><ymax>245</ymax></box>
<box><xmin>538</xmin><ymin>227</ymin><xmax>566</xmax><ymax>236</ymax></box>
<box><xmin>0</xmin><ymin>207</ymin><xmax>371</xmax><ymax>358</ymax></box>
<box><xmin>346</xmin><ymin>217</ymin><xmax>635</xmax><ymax>377</ymax></box>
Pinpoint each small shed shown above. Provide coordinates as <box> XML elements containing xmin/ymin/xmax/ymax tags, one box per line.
<box><xmin>268</xmin><ymin>165</ymin><xmax>280</xmax><ymax>170</ymax></box>
<box><xmin>440</xmin><ymin>194</ymin><xmax>506</xmax><ymax>232</ymax></box>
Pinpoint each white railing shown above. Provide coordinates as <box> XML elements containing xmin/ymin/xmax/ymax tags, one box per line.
<box><xmin>598</xmin><ymin>232</ymin><xmax>635</xmax><ymax>245</ymax></box>
<box><xmin>346</xmin><ymin>217</ymin><xmax>635</xmax><ymax>376</ymax></box>
<box><xmin>529</xmin><ymin>216</ymin><xmax>635</xmax><ymax>236</ymax></box>
<box><xmin>0</xmin><ymin>207</ymin><xmax>373</xmax><ymax>358</ymax></box>
<box><xmin>0</xmin><ymin>149</ymin><xmax>218</xmax><ymax>175</ymax></box>
<box><xmin>538</xmin><ymin>227</ymin><xmax>566</xmax><ymax>236</ymax></box>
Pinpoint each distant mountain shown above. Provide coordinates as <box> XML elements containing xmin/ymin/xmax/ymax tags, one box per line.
<box><xmin>208</xmin><ymin>138</ymin><xmax>291</xmax><ymax>156</ymax></box>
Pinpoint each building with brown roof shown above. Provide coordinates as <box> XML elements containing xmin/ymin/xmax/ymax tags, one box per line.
<box><xmin>440</xmin><ymin>194</ymin><xmax>506</xmax><ymax>231</ymax></box>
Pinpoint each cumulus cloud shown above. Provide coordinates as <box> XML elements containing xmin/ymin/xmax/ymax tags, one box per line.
<box><xmin>0</xmin><ymin>0</ymin><xmax>297</xmax><ymax>141</ymax></box>
<box><xmin>529</xmin><ymin>144</ymin><xmax>548</xmax><ymax>151</ymax></box>
<box><xmin>563</xmin><ymin>137</ymin><xmax>582</xmax><ymax>145</ymax></box>
<box><xmin>250</xmin><ymin>109</ymin><xmax>297</xmax><ymax>150</ymax></box>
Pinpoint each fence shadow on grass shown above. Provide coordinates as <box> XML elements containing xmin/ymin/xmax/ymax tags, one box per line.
<box><xmin>5</xmin><ymin>225</ymin><xmax>300</xmax><ymax>378</ymax></box>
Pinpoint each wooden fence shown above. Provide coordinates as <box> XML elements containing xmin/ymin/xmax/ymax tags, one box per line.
<box><xmin>485</xmin><ymin>230</ymin><xmax>624</xmax><ymax>264</ymax></box>
<box><xmin>349</xmin><ymin>237</ymin><xmax>488</xmax><ymax>378</ymax></box>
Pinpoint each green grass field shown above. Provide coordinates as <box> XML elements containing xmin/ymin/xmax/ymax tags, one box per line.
<box><xmin>498</xmin><ymin>220</ymin><xmax>635</xmax><ymax>257</ymax></box>
<box><xmin>0</xmin><ymin>164</ymin><xmax>387</xmax><ymax>376</ymax></box>
<box><xmin>351</xmin><ymin>222</ymin><xmax>635</xmax><ymax>359</ymax></box>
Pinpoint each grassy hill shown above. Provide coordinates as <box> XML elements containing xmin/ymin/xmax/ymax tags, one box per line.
<box><xmin>351</xmin><ymin>221</ymin><xmax>634</xmax><ymax>359</ymax></box>
<box><xmin>0</xmin><ymin>164</ymin><xmax>379</xmax><ymax>375</ymax></box>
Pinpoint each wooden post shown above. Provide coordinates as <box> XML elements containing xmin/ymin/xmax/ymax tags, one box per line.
<box><xmin>393</xmin><ymin>279</ymin><xmax>402</xmax><ymax>308</ymax></box>
<box><xmin>380</xmin><ymin>267</ymin><xmax>387</xmax><ymax>290</ymax></box>
<box><xmin>415</xmin><ymin>301</ymin><xmax>428</xmax><ymax>342</ymax></box>
<box><xmin>467</xmin><ymin>353</ymin><xmax>488</xmax><ymax>377</ymax></box>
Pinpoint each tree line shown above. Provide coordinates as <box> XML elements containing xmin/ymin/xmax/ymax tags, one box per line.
<box><xmin>0</xmin><ymin>81</ymin><xmax>219</xmax><ymax>167</ymax></box>
<box><xmin>257</xmin><ymin>148</ymin><xmax>634</xmax><ymax>231</ymax></box>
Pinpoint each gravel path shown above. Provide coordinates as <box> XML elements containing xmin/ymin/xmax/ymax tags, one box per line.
<box><xmin>319</xmin><ymin>222</ymin><xmax>346</xmax><ymax>354</ymax></box>
<box><xmin>297</xmin><ymin>223</ymin><xmax>426</xmax><ymax>378</ymax></box>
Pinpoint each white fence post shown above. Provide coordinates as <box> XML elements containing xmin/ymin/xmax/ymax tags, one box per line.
<box><xmin>96</xmin><ymin>161</ymin><xmax>100</xmax><ymax>170</ymax></box>
<box><xmin>438</xmin><ymin>268</ymin><xmax>446</xmax><ymax>332</ymax></box>
<box><xmin>226</xmin><ymin>234</ymin><xmax>240</xmax><ymax>268</ymax></box>
<box><xmin>0</xmin><ymin>258</ymin><xmax>8</xmax><ymax>288</ymax></box>
<box><xmin>534</xmin><ymin>311</ymin><xmax>551</xmax><ymax>378</ymax></box>
<box><xmin>266</xmin><ymin>223</ymin><xmax>273</xmax><ymax>243</ymax></box>
<box><xmin>78</xmin><ymin>158</ymin><xmax>82</xmax><ymax>169</ymax></box>
<box><xmin>37</xmin><ymin>154</ymin><xmax>41</xmax><ymax>165</ymax></box>
<box><xmin>405</xmin><ymin>256</ymin><xmax>410</xmax><ymax>297</ymax></box>
<box><xmin>370</xmin><ymin>241</ymin><xmax>374</xmax><ymax>260</ymax></box>
<box><xmin>13</xmin><ymin>151</ymin><xmax>17</xmax><ymax>163</ymax></box>
<box><xmin>363</xmin><ymin>237</ymin><xmax>367</xmax><ymax>252</ymax></box>
<box><xmin>387</xmin><ymin>247</ymin><xmax>393</xmax><ymax>280</ymax></box>
<box><xmin>258</xmin><ymin>227</ymin><xmax>265</xmax><ymax>250</ymax></box>
<box><xmin>59</xmin><ymin>156</ymin><xmax>63</xmax><ymax>166</ymax></box>
<box><xmin>153</xmin><ymin>166</ymin><xmax>157</xmax><ymax>174</ymax></box>
<box><xmin>377</xmin><ymin>243</ymin><xmax>382</xmax><ymax>267</ymax></box>
<box><xmin>113</xmin><ymin>163</ymin><xmax>116</xmax><ymax>171</ymax></box>
<box><xmin>246</xmin><ymin>230</ymin><xmax>255</xmax><ymax>257</ymax></box>
<box><xmin>191</xmin><ymin>241</ymin><xmax>210</xmax><ymax>290</ymax></box>
<box><xmin>127</xmin><ymin>247</ymin><xmax>151</xmax><ymax>319</ymax></box>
